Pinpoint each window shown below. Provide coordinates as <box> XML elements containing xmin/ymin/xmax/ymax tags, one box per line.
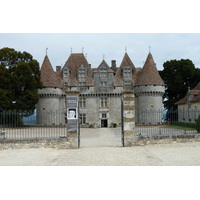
<box><xmin>102</xmin><ymin>113</ymin><xmax>107</xmax><ymax>118</ymax></box>
<box><xmin>99</xmin><ymin>65</ymin><xmax>107</xmax><ymax>87</ymax></box>
<box><xmin>80</xmin><ymin>114</ymin><xmax>86</xmax><ymax>124</ymax></box>
<box><xmin>62</xmin><ymin>66</ymin><xmax>69</xmax><ymax>87</ymax></box>
<box><xmin>100</xmin><ymin>97</ymin><xmax>108</xmax><ymax>108</ymax></box>
<box><xmin>79</xmin><ymin>98</ymin><xmax>86</xmax><ymax>108</ymax></box>
<box><xmin>123</xmin><ymin>66</ymin><xmax>132</xmax><ymax>86</ymax></box>
<box><xmin>100</xmin><ymin>81</ymin><xmax>107</xmax><ymax>87</ymax></box>
<box><xmin>63</xmin><ymin>69</ymin><xmax>68</xmax><ymax>77</ymax></box>
<box><xmin>78</xmin><ymin>65</ymin><xmax>86</xmax><ymax>86</ymax></box>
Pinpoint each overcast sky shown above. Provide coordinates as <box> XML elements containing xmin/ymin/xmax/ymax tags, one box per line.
<box><xmin>1</xmin><ymin>33</ymin><xmax>200</xmax><ymax>71</ymax></box>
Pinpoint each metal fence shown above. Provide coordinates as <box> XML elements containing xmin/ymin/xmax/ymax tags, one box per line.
<box><xmin>0</xmin><ymin>109</ymin><xmax>199</xmax><ymax>141</ymax></box>
<box><xmin>0</xmin><ymin>110</ymin><xmax>67</xmax><ymax>141</ymax></box>
<box><xmin>135</xmin><ymin>109</ymin><xmax>199</xmax><ymax>137</ymax></box>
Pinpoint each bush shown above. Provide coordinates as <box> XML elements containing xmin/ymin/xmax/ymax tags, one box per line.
<box><xmin>0</xmin><ymin>111</ymin><xmax>23</xmax><ymax>127</ymax></box>
<box><xmin>196</xmin><ymin>115</ymin><xmax>200</xmax><ymax>132</ymax></box>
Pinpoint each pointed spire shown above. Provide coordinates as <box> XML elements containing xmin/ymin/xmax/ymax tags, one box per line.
<box><xmin>46</xmin><ymin>48</ymin><xmax>48</xmax><ymax>55</ymax></box>
<box><xmin>40</xmin><ymin>55</ymin><xmax>61</xmax><ymax>88</ymax></box>
<box><xmin>136</xmin><ymin>53</ymin><xmax>164</xmax><ymax>86</ymax></box>
<box><xmin>97</xmin><ymin>59</ymin><xmax>113</xmax><ymax>72</ymax></box>
<box><xmin>149</xmin><ymin>46</ymin><xmax>151</xmax><ymax>53</ymax></box>
<box><xmin>120</xmin><ymin>52</ymin><xmax>136</xmax><ymax>71</ymax></box>
<box><xmin>114</xmin><ymin>52</ymin><xmax>136</xmax><ymax>86</ymax></box>
<box><xmin>41</xmin><ymin>55</ymin><xmax>54</xmax><ymax>73</ymax></box>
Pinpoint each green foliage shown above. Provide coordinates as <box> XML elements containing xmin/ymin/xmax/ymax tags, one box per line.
<box><xmin>159</xmin><ymin>59</ymin><xmax>200</xmax><ymax>110</ymax></box>
<box><xmin>0</xmin><ymin>48</ymin><xmax>42</xmax><ymax>115</ymax></box>
<box><xmin>172</xmin><ymin>121</ymin><xmax>196</xmax><ymax>129</ymax></box>
<box><xmin>0</xmin><ymin>111</ymin><xmax>23</xmax><ymax>127</ymax></box>
<box><xmin>196</xmin><ymin>115</ymin><xmax>200</xmax><ymax>132</ymax></box>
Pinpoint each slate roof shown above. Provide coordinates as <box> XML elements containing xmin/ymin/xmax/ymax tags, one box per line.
<box><xmin>63</xmin><ymin>53</ymin><xmax>93</xmax><ymax>86</ymax></box>
<box><xmin>93</xmin><ymin>60</ymin><xmax>114</xmax><ymax>73</ymax></box>
<box><xmin>114</xmin><ymin>52</ymin><xmax>137</xmax><ymax>86</ymax></box>
<box><xmin>135</xmin><ymin>53</ymin><xmax>165</xmax><ymax>86</ymax></box>
<box><xmin>40</xmin><ymin>52</ymin><xmax>165</xmax><ymax>89</ymax></box>
<box><xmin>176</xmin><ymin>82</ymin><xmax>200</xmax><ymax>105</ymax></box>
<box><xmin>40</xmin><ymin>55</ymin><xmax>62</xmax><ymax>88</ymax></box>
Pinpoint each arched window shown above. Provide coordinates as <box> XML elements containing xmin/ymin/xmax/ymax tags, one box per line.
<box><xmin>123</xmin><ymin>66</ymin><xmax>132</xmax><ymax>86</ymax></box>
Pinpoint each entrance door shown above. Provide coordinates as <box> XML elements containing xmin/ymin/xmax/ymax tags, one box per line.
<box><xmin>101</xmin><ymin>119</ymin><xmax>108</xmax><ymax>127</ymax></box>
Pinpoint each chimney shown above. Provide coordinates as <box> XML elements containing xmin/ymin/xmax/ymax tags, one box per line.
<box><xmin>111</xmin><ymin>60</ymin><xmax>117</xmax><ymax>72</ymax></box>
<box><xmin>56</xmin><ymin>66</ymin><xmax>61</xmax><ymax>72</ymax></box>
<box><xmin>89</xmin><ymin>64</ymin><xmax>91</xmax><ymax>68</ymax></box>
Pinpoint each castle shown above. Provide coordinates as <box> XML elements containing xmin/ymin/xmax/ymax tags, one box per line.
<box><xmin>36</xmin><ymin>51</ymin><xmax>165</xmax><ymax>127</ymax></box>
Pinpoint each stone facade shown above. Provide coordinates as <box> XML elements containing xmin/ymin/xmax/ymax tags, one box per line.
<box><xmin>122</xmin><ymin>91</ymin><xmax>136</xmax><ymax>146</ymax></box>
<box><xmin>176</xmin><ymin>83</ymin><xmax>200</xmax><ymax>122</ymax></box>
<box><xmin>36</xmin><ymin>51</ymin><xmax>165</xmax><ymax>127</ymax></box>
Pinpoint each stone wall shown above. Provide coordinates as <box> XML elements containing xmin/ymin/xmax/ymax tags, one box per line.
<box><xmin>178</xmin><ymin>103</ymin><xmax>200</xmax><ymax>123</ymax></box>
<box><xmin>122</xmin><ymin>91</ymin><xmax>136</xmax><ymax>146</ymax></box>
<box><xmin>0</xmin><ymin>139</ymin><xmax>72</xmax><ymax>150</ymax></box>
<box><xmin>81</xmin><ymin>95</ymin><xmax>122</xmax><ymax>128</ymax></box>
<box><xmin>129</xmin><ymin>134</ymin><xmax>200</xmax><ymax>146</ymax></box>
<box><xmin>1</xmin><ymin>134</ymin><xmax>200</xmax><ymax>150</ymax></box>
<box><xmin>135</xmin><ymin>85</ymin><xmax>165</xmax><ymax>125</ymax></box>
<box><xmin>37</xmin><ymin>88</ymin><xmax>66</xmax><ymax>125</ymax></box>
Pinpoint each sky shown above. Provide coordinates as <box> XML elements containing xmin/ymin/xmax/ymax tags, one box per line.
<box><xmin>1</xmin><ymin>33</ymin><xmax>200</xmax><ymax>71</ymax></box>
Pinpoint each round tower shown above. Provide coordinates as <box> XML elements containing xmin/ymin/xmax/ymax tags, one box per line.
<box><xmin>135</xmin><ymin>53</ymin><xmax>165</xmax><ymax>125</ymax></box>
<box><xmin>36</xmin><ymin>55</ymin><xmax>66</xmax><ymax>125</ymax></box>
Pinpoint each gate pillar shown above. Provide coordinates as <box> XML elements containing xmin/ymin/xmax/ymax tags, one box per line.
<box><xmin>65</xmin><ymin>91</ymin><xmax>80</xmax><ymax>149</ymax></box>
<box><xmin>122</xmin><ymin>90</ymin><xmax>136</xmax><ymax>147</ymax></box>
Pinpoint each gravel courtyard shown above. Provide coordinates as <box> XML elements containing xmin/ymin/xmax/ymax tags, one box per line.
<box><xmin>0</xmin><ymin>128</ymin><xmax>200</xmax><ymax>166</ymax></box>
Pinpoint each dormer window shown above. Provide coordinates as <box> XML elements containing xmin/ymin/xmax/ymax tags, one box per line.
<box><xmin>78</xmin><ymin>65</ymin><xmax>86</xmax><ymax>86</ymax></box>
<box><xmin>62</xmin><ymin>65</ymin><xmax>70</xmax><ymax>87</ymax></box>
<box><xmin>99</xmin><ymin>65</ymin><xmax>107</xmax><ymax>87</ymax></box>
<box><xmin>123</xmin><ymin>66</ymin><xmax>132</xmax><ymax>86</ymax></box>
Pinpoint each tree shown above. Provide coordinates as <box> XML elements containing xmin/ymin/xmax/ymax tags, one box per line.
<box><xmin>0</xmin><ymin>47</ymin><xmax>42</xmax><ymax>115</ymax></box>
<box><xmin>160</xmin><ymin>59</ymin><xmax>200</xmax><ymax>111</ymax></box>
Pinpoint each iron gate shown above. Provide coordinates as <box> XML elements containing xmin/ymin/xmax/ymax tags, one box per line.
<box><xmin>121</xmin><ymin>97</ymin><xmax>125</xmax><ymax>147</ymax></box>
<box><xmin>78</xmin><ymin>101</ymin><xmax>80</xmax><ymax>148</ymax></box>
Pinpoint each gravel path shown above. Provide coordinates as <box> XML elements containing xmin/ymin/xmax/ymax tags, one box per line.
<box><xmin>1</xmin><ymin>142</ymin><xmax>200</xmax><ymax>166</ymax></box>
<box><xmin>0</xmin><ymin>128</ymin><xmax>200</xmax><ymax>166</ymax></box>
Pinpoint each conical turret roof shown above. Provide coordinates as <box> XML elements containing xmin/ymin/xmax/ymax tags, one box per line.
<box><xmin>114</xmin><ymin>52</ymin><xmax>136</xmax><ymax>86</ymax></box>
<box><xmin>135</xmin><ymin>53</ymin><xmax>164</xmax><ymax>86</ymax></box>
<box><xmin>40</xmin><ymin>55</ymin><xmax>62</xmax><ymax>88</ymax></box>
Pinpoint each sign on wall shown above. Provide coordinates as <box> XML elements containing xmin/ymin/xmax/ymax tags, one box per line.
<box><xmin>67</xmin><ymin>96</ymin><xmax>78</xmax><ymax>133</ymax></box>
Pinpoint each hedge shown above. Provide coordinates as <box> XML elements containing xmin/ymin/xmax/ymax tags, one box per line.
<box><xmin>172</xmin><ymin>121</ymin><xmax>197</xmax><ymax>129</ymax></box>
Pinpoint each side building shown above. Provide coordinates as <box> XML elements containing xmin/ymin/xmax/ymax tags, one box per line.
<box><xmin>176</xmin><ymin>82</ymin><xmax>200</xmax><ymax>123</ymax></box>
<box><xmin>37</xmin><ymin>51</ymin><xmax>165</xmax><ymax>127</ymax></box>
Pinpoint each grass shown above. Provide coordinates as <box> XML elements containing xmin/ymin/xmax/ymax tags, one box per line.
<box><xmin>165</xmin><ymin>125</ymin><xmax>196</xmax><ymax>130</ymax></box>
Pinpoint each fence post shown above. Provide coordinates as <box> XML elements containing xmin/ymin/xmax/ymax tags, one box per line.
<box><xmin>122</xmin><ymin>90</ymin><xmax>136</xmax><ymax>146</ymax></box>
<box><xmin>66</xmin><ymin>91</ymin><xmax>80</xmax><ymax>149</ymax></box>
